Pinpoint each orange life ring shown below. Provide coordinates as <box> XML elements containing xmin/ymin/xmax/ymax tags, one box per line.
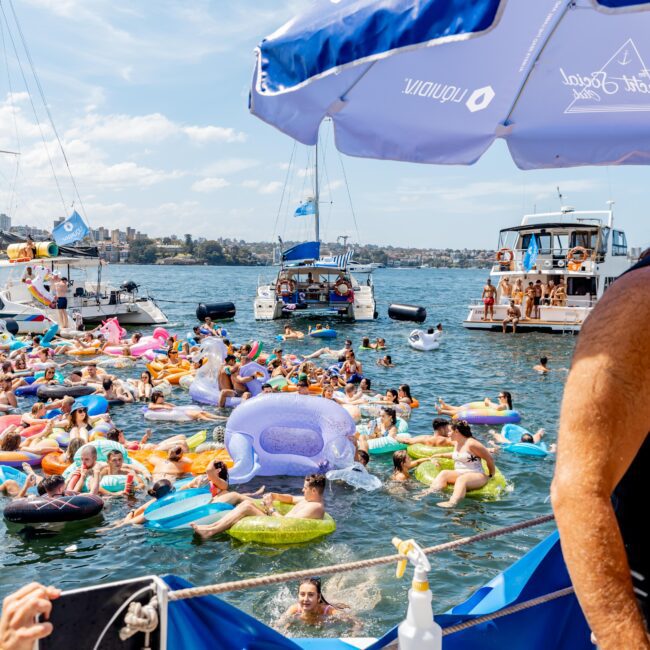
<box><xmin>495</xmin><ymin>248</ymin><xmax>514</xmax><ymax>264</ymax></box>
<box><xmin>333</xmin><ymin>279</ymin><xmax>352</xmax><ymax>297</ymax></box>
<box><xmin>276</xmin><ymin>278</ymin><xmax>296</xmax><ymax>297</ymax></box>
<box><xmin>567</xmin><ymin>246</ymin><xmax>588</xmax><ymax>263</ymax></box>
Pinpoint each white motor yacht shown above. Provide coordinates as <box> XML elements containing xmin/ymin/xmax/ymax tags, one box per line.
<box><xmin>0</xmin><ymin>255</ymin><xmax>167</xmax><ymax>334</ymax></box>
<box><xmin>463</xmin><ymin>204</ymin><xmax>633</xmax><ymax>333</ymax></box>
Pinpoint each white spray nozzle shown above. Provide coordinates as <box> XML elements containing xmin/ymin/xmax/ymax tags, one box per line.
<box><xmin>392</xmin><ymin>537</ymin><xmax>431</xmax><ymax>581</ymax></box>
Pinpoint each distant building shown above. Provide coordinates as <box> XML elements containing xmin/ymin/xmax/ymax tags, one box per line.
<box><xmin>0</xmin><ymin>213</ymin><xmax>11</xmax><ymax>231</ymax></box>
<box><xmin>110</xmin><ymin>229</ymin><xmax>121</xmax><ymax>245</ymax></box>
<box><xmin>126</xmin><ymin>227</ymin><xmax>135</xmax><ymax>241</ymax></box>
<box><xmin>9</xmin><ymin>225</ymin><xmax>50</xmax><ymax>240</ymax></box>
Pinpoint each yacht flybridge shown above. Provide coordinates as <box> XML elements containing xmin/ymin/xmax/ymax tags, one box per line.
<box><xmin>463</xmin><ymin>205</ymin><xmax>632</xmax><ymax>333</ymax></box>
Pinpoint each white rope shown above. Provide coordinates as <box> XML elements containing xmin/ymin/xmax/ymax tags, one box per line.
<box><xmin>119</xmin><ymin>596</ymin><xmax>159</xmax><ymax>643</ymax></box>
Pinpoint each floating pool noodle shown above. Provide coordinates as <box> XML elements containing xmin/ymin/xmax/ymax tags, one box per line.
<box><xmin>225</xmin><ymin>394</ymin><xmax>355</xmax><ymax>485</ymax></box>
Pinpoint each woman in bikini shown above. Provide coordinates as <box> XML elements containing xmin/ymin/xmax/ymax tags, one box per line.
<box><xmin>278</xmin><ymin>578</ymin><xmax>358</xmax><ymax>632</ymax></box>
<box><xmin>437</xmin><ymin>391</ymin><xmax>513</xmax><ymax>415</ymax></box>
<box><xmin>416</xmin><ymin>421</ymin><xmax>496</xmax><ymax>508</ymax></box>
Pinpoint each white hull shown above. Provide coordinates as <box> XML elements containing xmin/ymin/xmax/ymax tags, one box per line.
<box><xmin>463</xmin><ymin>302</ymin><xmax>588</xmax><ymax>333</ymax></box>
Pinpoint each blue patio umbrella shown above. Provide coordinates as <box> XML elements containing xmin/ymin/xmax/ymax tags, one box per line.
<box><xmin>251</xmin><ymin>0</ymin><xmax>650</xmax><ymax>169</ymax></box>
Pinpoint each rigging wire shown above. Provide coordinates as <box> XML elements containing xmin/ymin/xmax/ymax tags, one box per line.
<box><xmin>336</xmin><ymin>146</ymin><xmax>361</xmax><ymax>244</ymax></box>
<box><xmin>272</xmin><ymin>139</ymin><xmax>296</xmax><ymax>243</ymax></box>
<box><xmin>0</xmin><ymin>1</ymin><xmax>67</xmax><ymax>216</ymax></box>
<box><xmin>0</xmin><ymin>16</ymin><xmax>21</xmax><ymax>220</ymax></box>
<box><xmin>7</xmin><ymin>0</ymin><xmax>93</xmax><ymax>235</ymax></box>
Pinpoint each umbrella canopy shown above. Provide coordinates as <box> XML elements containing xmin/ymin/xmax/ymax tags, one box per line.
<box><xmin>251</xmin><ymin>0</ymin><xmax>650</xmax><ymax>169</ymax></box>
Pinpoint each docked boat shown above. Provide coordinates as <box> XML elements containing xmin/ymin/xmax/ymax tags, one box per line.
<box><xmin>463</xmin><ymin>204</ymin><xmax>632</xmax><ymax>333</ymax></box>
<box><xmin>0</xmin><ymin>243</ymin><xmax>167</xmax><ymax>333</ymax></box>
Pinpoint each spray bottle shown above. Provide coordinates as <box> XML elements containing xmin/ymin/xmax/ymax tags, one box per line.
<box><xmin>393</xmin><ymin>537</ymin><xmax>442</xmax><ymax>650</ymax></box>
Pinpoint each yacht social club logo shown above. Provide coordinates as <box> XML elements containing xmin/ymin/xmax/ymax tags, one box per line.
<box><xmin>402</xmin><ymin>78</ymin><xmax>495</xmax><ymax>113</ymax></box>
<box><xmin>562</xmin><ymin>39</ymin><xmax>650</xmax><ymax>113</ymax></box>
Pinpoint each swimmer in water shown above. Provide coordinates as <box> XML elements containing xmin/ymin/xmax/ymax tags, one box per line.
<box><xmin>277</xmin><ymin>577</ymin><xmax>360</xmax><ymax>633</ymax></box>
<box><xmin>533</xmin><ymin>356</ymin><xmax>550</xmax><ymax>374</ymax></box>
<box><xmin>391</xmin><ymin>449</ymin><xmax>430</xmax><ymax>482</ymax></box>
<box><xmin>398</xmin><ymin>417</ymin><xmax>452</xmax><ymax>447</ymax></box>
<box><xmin>489</xmin><ymin>427</ymin><xmax>556</xmax><ymax>453</ymax></box>
<box><xmin>149</xmin><ymin>446</ymin><xmax>191</xmax><ymax>482</ymax></box>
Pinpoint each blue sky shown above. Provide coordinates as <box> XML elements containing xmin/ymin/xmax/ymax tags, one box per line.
<box><xmin>0</xmin><ymin>0</ymin><xmax>648</xmax><ymax>249</ymax></box>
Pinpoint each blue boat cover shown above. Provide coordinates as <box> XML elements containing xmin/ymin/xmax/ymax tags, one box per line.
<box><xmin>164</xmin><ymin>575</ymin><xmax>302</xmax><ymax>650</ymax></box>
<box><xmin>251</xmin><ymin>0</ymin><xmax>650</xmax><ymax>169</ymax></box>
<box><xmin>282</xmin><ymin>241</ymin><xmax>321</xmax><ymax>262</ymax></box>
<box><xmin>164</xmin><ymin>530</ymin><xmax>592</xmax><ymax>649</ymax></box>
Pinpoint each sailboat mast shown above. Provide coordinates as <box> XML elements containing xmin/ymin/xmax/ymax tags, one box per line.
<box><xmin>314</xmin><ymin>141</ymin><xmax>320</xmax><ymax>242</ymax></box>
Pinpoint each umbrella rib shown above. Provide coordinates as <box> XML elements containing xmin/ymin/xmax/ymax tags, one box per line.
<box><xmin>326</xmin><ymin>61</ymin><xmax>377</xmax><ymax>115</ymax></box>
<box><xmin>503</xmin><ymin>0</ymin><xmax>574</xmax><ymax>126</ymax></box>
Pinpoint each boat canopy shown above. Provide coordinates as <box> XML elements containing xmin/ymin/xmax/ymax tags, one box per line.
<box><xmin>282</xmin><ymin>241</ymin><xmax>320</xmax><ymax>262</ymax></box>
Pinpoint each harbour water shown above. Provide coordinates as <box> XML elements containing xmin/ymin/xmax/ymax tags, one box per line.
<box><xmin>0</xmin><ymin>265</ymin><xmax>574</xmax><ymax>637</ymax></box>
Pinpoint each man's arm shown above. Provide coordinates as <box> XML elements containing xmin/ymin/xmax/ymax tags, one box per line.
<box><xmin>551</xmin><ymin>267</ymin><xmax>650</xmax><ymax>649</ymax></box>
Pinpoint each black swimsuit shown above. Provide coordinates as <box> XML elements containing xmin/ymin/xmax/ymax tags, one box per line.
<box><xmin>613</xmin><ymin>254</ymin><xmax>650</xmax><ymax>621</ymax></box>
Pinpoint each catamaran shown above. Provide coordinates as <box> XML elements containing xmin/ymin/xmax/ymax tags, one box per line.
<box><xmin>253</xmin><ymin>142</ymin><xmax>377</xmax><ymax>322</ymax></box>
<box><xmin>463</xmin><ymin>204</ymin><xmax>632</xmax><ymax>333</ymax></box>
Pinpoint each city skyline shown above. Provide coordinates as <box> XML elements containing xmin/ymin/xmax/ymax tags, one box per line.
<box><xmin>0</xmin><ymin>1</ymin><xmax>647</xmax><ymax>249</ymax></box>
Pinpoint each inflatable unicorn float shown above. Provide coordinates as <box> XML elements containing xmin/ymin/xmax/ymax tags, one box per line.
<box><xmin>188</xmin><ymin>337</ymin><xmax>269</xmax><ymax>408</ymax></box>
<box><xmin>98</xmin><ymin>317</ymin><xmax>169</xmax><ymax>359</ymax></box>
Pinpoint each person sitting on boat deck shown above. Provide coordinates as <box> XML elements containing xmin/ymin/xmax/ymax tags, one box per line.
<box><xmin>482</xmin><ymin>278</ymin><xmax>497</xmax><ymax>321</ymax></box>
<box><xmin>281</xmin><ymin>324</ymin><xmax>304</xmax><ymax>340</ymax></box>
<box><xmin>552</xmin><ymin>278</ymin><xmax>567</xmax><ymax>306</ymax></box>
<box><xmin>99</xmin><ymin>377</ymin><xmax>134</xmax><ymax>403</ymax></box>
<box><xmin>498</xmin><ymin>276</ymin><xmax>513</xmax><ymax>305</ymax></box>
<box><xmin>398</xmin><ymin>417</ymin><xmax>452</xmax><ymax>447</ymax></box>
<box><xmin>191</xmin><ymin>473</ymin><xmax>327</xmax><ymax>540</ymax></box>
<box><xmin>416</xmin><ymin>421</ymin><xmax>496</xmax><ymax>508</ymax></box>
<box><xmin>502</xmin><ymin>300</ymin><xmax>521</xmax><ymax>334</ymax></box>
<box><xmin>392</xmin><ymin>450</ymin><xmax>430</xmax><ymax>482</ymax></box>
<box><xmin>437</xmin><ymin>391</ymin><xmax>513</xmax><ymax>415</ymax></box>
<box><xmin>543</xmin><ymin>279</ymin><xmax>556</xmax><ymax>306</ymax></box>
<box><xmin>217</xmin><ymin>355</ymin><xmax>253</xmax><ymax>407</ymax></box>
<box><xmin>278</xmin><ymin>577</ymin><xmax>360</xmax><ymax>633</ymax></box>
<box><xmin>302</xmin><ymin>339</ymin><xmax>352</xmax><ymax>360</ymax></box>
<box><xmin>0</xmin><ymin>374</ymin><xmax>17</xmax><ymax>412</ymax></box>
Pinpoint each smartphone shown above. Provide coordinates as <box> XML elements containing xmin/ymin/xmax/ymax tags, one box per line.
<box><xmin>37</xmin><ymin>575</ymin><xmax>167</xmax><ymax>650</ymax></box>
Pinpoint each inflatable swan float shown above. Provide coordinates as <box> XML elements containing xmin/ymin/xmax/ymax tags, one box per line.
<box><xmin>408</xmin><ymin>329</ymin><xmax>442</xmax><ymax>351</ymax></box>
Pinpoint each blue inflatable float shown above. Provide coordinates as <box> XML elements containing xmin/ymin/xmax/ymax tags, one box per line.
<box><xmin>501</xmin><ymin>424</ymin><xmax>549</xmax><ymax>457</ymax></box>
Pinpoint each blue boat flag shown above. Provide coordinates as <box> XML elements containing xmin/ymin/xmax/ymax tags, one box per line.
<box><xmin>523</xmin><ymin>235</ymin><xmax>539</xmax><ymax>272</ymax></box>
<box><xmin>294</xmin><ymin>200</ymin><xmax>316</xmax><ymax>217</ymax></box>
<box><xmin>52</xmin><ymin>210</ymin><xmax>89</xmax><ymax>246</ymax></box>
<box><xmin>281</xmin><ymin>241</ymin><xmax>320</xmax><ymax>262</ymax></box>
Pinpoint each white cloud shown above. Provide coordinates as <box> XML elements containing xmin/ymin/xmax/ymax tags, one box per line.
<box><xmin>191</xmin><ymin>177</ymin><xmax>230</xmax><ymax>193</ymax></box>
<box><xmin>202</xmin><ymin>159</ymin><xmax>259</xmax><ymax>176</ymax></box>
<box><xmin>258</xmin><ymin>181</ymin><xmax>283</xmax><ymax>194</ymax></box>
<box><xmin>183</xmin><ymin>125</ymin><xmax>246</xmax><ymax>144</ymax></box>
<box><xmin>241</xmin><ymin>180</ymin><xmax>260</xmax><ymax>189</ymax></box>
